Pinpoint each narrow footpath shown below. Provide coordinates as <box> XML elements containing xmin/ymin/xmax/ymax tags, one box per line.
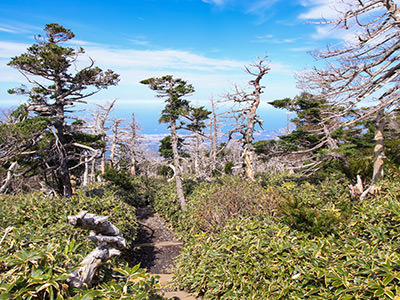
<box><xmin>129</xmin><ymin>205</ymin><xmax>198</xmax><ymax>300</ymax></box>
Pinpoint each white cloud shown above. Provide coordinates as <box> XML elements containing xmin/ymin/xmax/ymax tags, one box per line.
<box><xmin>82</xmin><ymin>46</ymin><xmax>246</xmax><ymax>73</ymax></box>
<box><xmin>0</xmin><ymin>27</ymin><xmax>17</xmax><ymax>33</ymax></box>
<box><xmin>0</xmin><ymin>41</ymin><xmax>30</xmax><ymax>58</ymax></box>
<box><xmin>202</xmin><ymin>0</ymin><xmax>226</xmax><ymax>6</ymax></box>
<box><xmin>246</xmin><ymin>0</ymin><xmax>280</xmax><ymax>14</ymax></box>
<box><xmin>298</xmin><ymin>0</ymin><xmax>346</xmax><ymax>20</ymax></box>
<box><xmin>256</xmin><ymin>34</ymin><xmax>273</xmax><ymax>39</ymax></box>
<box><xmin>128</xmin><ymin>39</ymin><xmax>149</xmax><ymax>46</ymax></box>
<box><xmin>311</xmin><ymin>25</ymin><xmax>357</xmax><ymax>41</ymax></box>
<box><xmin>0</xmin><ymin>40</ymin><xmax>297</xmax><ymax>105</ymax></box>
<box><xmin>0</xmin><ymin>21</ymin><xmax>41</xmax><ymax>35</ymax></box>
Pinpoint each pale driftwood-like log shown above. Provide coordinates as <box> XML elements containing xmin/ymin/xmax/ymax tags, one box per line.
<box><xmin>67</xmin><ymin>211</ymin><xmax>126</xmax><ymax>288</ymax></box>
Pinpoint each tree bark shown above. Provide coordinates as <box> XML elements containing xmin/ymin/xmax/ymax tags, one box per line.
<box><xmin>361</xmin><ymin>109</ymin><xmax>385</xmax><ymax>200</ymax></box>
<box><xmin>171</xmin><ymin>121</ymin><xmax>186</xmax><ymax>209</ymax></box>
<box><xmin>243</xmin><ymin>145</ymin><xmax>255</xmax><ymax>181</ymax></box>
<box><xmin>54</xmin><ymin>118</ymin><xmax>72</xmax><ymax>198</ymax></box>
<box><xmin>210</xmin><ymin>97</ymin><xmax>218</xmax><ymax>175</ymax></box>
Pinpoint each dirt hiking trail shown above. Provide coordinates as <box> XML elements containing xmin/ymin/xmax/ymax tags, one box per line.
<box><xmin>128</xmin><ymin>205</ymin><xmax>198</xmax><ymax>300</ymax></box>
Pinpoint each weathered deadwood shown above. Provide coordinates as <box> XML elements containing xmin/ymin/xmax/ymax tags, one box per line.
<box><xmin>68</xmin><ymin>211</ymin><xmax>121</xmax><ymax>236</ymax></box>
<box><xmin>67</xmin><ymin>211</ymin><xmax>126</xmax><ymax>288</ymax></box>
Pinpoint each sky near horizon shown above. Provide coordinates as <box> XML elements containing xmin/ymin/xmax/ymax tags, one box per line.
<box><xmin>0</xmin><ymin>0</ymin><xmax>347</xmax><ymax>137</ymax></box>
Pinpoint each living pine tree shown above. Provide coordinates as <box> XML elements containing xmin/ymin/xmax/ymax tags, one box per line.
<box><xmin>140</xmin><ymin>75</ymin><xmax>209</xmax><ymax>209</ymax></box>
<box><xmin>7</xmin><ymin>23</ymin><xmax>119</xmax><ymax>197</ymax></box>
<box><xmin>269</xmin><ymin>92</ymin><xmax>331</xmax><ymax>152</ymax></box>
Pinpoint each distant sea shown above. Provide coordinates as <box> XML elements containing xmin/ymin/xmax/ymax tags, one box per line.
<box><xmin>1</xmin><ymin>100</ymin><xmax>293</xmax><ymax>152</ymax></box>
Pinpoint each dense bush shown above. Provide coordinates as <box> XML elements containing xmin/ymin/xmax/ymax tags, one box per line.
<box><xmin>0</xmin><ymin>191</ymin><xmax>164</xmax><ymax>299</ymax></box>
<box><xmin>183</xmin><ymin>176</ymin><xmax>278</xmax><ymax>233</ymax></box>
<box><xmin>173</xmin><ymin>177</ymin><xmax>400</xmax><ymax>299</ymax></box>
<box><xmin>150</xmin><ymin>179</ymin><xmax>182</xmax><ymax>226</ymax></box>
<box><xmin>102</xmin><ymin>169</ymin><xmax>154</xmax><ymax>207</ymax></box>
<box><xmin>275</xmin><ymin>178</ymin><xmax>352</xmax><ymax>236</ymax></box>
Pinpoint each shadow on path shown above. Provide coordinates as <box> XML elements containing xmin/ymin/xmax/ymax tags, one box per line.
<box><xmin>125</xmin><ymin>205</ymin><xmax>183</xmax><ymax>274</ymax></box>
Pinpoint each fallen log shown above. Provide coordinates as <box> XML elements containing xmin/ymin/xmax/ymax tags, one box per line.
<box><xmin>67</xmin><ymin>211</ymin><xmax>126</xmax><ymax>288</ymax></box>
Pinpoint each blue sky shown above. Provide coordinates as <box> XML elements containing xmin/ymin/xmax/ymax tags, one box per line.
<box><xmin>0</xmin><ymin>0</ymin><xmax>345</xmax><ymax>138</ymax></box>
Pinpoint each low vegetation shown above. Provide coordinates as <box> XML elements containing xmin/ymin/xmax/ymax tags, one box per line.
<box><xmin>147</xmin><ymin>171</ymin><xmax>400</xmax><ymax>299</ymax></box>
<box><xmin>0</xmin><ymin>190</ymin><xmax>164</xmax><ymax>299</ymax></box>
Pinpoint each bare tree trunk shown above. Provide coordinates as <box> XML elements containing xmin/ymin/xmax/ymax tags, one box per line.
<box><xmin>91</xmin><ymin>159</ymin><xmax>96</xmax><ymax>183</ymax></box>
<box><xmin>210</xmin><ymin>97</ymin><xmax>218</xmax><ymax>174</ymax></box>
<box><xmin>54</xmin><ymin>119</ymin><xmax>72</xmax><ymax>198</ymax></box>
<box><xmin>171</xmin><ymin>121</ymin><xmax>186</xmax><ymax>209</ymax></box>
<box><xmin>372</xmin><ymin>109</ymin><xmax>385</xmax><ymax>182</ymax></box>
<box><xmin>96</xmin><ymin>100</ymin><xmax>116</xmax><ymax>175</ymax></box>
<box><xmin>194</xmin><ymin>131</ymin><xmax>200</xmax><ymax>176</ymax></box>
<box><xmin>0</xmin><ymin>161</ymin><xmax>18</xmax><ymax>194</ymax></box>
<box><xmin>243</xmin><ymin>145</ymin><xmax>255</xmax><ymax>181</ymax></box>
<box><xmin>361</xmin><ymin>109</ymin><xmax>385</xmax><ymax>200</ymax></box>
<box><xmin>130</xmin><ymin>113</ymin><xmax>137</xmax><ymax>176</ymax></box>
<box><xmin>110</xmin><ymin>117</ymin><xmax>118</xmax><ymax>169</ymax></box>
<box><xmin>83</xmin><ymin>152</ymin><xmax>89</xmax><ymax>187</ymax></box>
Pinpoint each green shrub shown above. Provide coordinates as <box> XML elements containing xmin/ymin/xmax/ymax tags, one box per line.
<box><xmin>183</xmin><ymin>176</ymin><xmax>277</xmax><ymax>233</ymax></box>
<box><xmin>0</xmin><ymin>192</ymin><xmax>164</xmax><ymax>299</ymax></box>
<box><xmin>150</xmin><ymin>179</ymin><xmax>182</xmax><ymax>226</ymax></box>
<box><xmin>275</xmin><ymin>178</ymin><xmax>351</xmax><ymax>236</ymax></box>
<box><xmin>102</xmin><ymin>169</ymin><xmax>152</xmax><ymax>207</ymax></box>
<box><xmin>174</xmin><ymin>177</ymin><xmax>400</xmax><ymax>299</ymax></box>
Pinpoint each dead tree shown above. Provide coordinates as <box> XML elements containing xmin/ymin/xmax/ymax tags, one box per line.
<box><xmin>109</xmin><ymin>117</ymin><xmax>124</xmax><ymax>169</ymax></box>
<box><xmin>129</xmin><ymin>113</ymin><xmax>138</xmax><ymax>176</ymax></box>
<box><xmin>298</xmin><ymin>0</ymin><xmax>400</xmax><ymax>197</ymax></box>
<box><xmin>91</xmin><ymin>100</ymin><xmax>116</xmax><ymax>175</ymax></box>
<box><xmin>67</xmin><ymin>211</ymin><xmax>126</xmax><ymax>288</ymax></box>
<box><xmin>224</xmin><ymin>57</ymin><xmax>270</xmax><ymax>181</ymax></box>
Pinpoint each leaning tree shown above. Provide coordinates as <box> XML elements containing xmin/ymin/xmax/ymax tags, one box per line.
<box><xmin>141</xmin><ymin>75</ymin><xmax>209</xmax><ymax>209</ymax></box>
<box><xmin>7</xmin><ymin>23</ymin><xmax>119</xmax><ymax>197</ymax></box>
<box><xmin>299</xmin><ymin>0</ymin><xmax>400</xmax><ymax>198</ymax></box>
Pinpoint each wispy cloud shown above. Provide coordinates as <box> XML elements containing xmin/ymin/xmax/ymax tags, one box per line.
<box><xmin>0</xmin><ymin>40</ymin><xmax>249</xmax><ymax>89</ymax></box>
<box><xmin>83</xmin><ymin>46</ymin><xmax>246</xmax><ymax>73</ymax></box>
<box><xmin>253</xmin><ymin>34</ymin><xmax>298</xmax><ymax>44</ymax></box>
<box><xmin>0</xmin><ymin>21</ymin><xmax>41</xmax><ymax>35</ymax></box>
<box><xmin>128</xmin><ymin>39</ymin><xmax>149</xmax><ymax>46</ymax></box>
<box><xmin>0</xmin><ymin>41</ymin><xmax>30</xmax><ymax>58</ymax></box>
<box><xmin>289</xmin><ymin>46</ymin><xmax>314</xmax><ymax>52</ymax></box>
<box><xmin>202</xmin><ymin>0</ymin><xmax>282</xmax><ymax>22</ymax></box>
<box><xmin>298</xmin><ymin>0</ymin><xmax>346</xmax><ymax>20</ymax></box>
<box><xmin>0</xmin><ymin>27</ymin><xmax>17</xmax><ymax>33</ymax></box>
<box><xmin>311</xmin><ymin>25</ymin><xmax>357</xmax><ymax>41</ymax></box>
<box><xmin>298</xmin><ymin>0</ymin><xmax>360</xmax><ymax>41</ymax></box>
<box><xmin>202</xmin><ymin>0</ymin><xmax>226</xmax><ymax>6</ymax></box>
<box><xmin>0</xmin><ymin>39</ymin><xmax>296</xmax><ymax>102</ymax></box>
<box><xmin>246</xmin><ymin>0</ymin><xmax>280</xmax><ymax>14</ymax></box>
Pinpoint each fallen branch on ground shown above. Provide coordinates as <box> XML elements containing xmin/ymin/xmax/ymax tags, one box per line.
<box><xmin>67</xmin><ymin>211</ymin><xmax>126</xmax><ymax>288</ymax></box>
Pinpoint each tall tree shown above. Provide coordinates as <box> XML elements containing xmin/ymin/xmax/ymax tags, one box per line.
<box><xmin>225</xmin><ymin>57</ymin><xmax>270</xmax><ymax>180</ymax></box>
<box><xmin>7</xmin><ymin>23</ymin><xmax>119</xmax><ymax>197</ymax></box>
<box><xmin>298</xmin><ymin>0</ymin><xmax>400</xmax><ymax>197</ymax></box>
<box><xmin>140</xmin><ymin>75</ymin><xmax>195</xmax><ymax>209</ymax></box>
